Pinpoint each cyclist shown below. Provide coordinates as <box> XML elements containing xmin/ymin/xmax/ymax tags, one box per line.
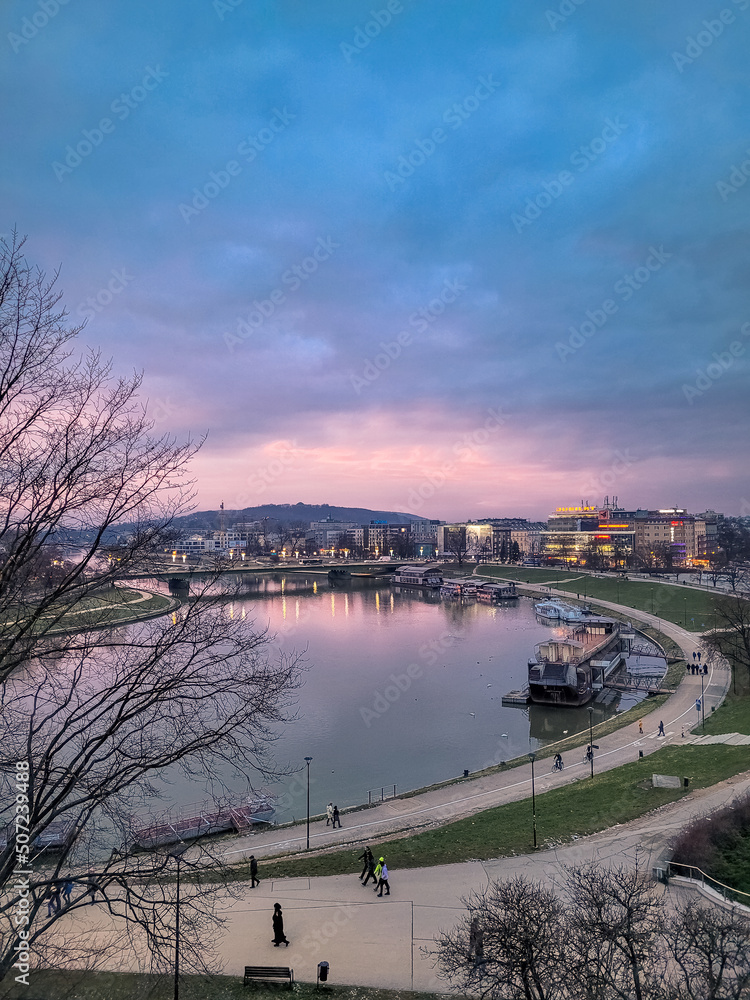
<box><xmin>585</xmin><ymin>745</ymin><xmax>594</xmax><ymax>763</ymax></box>
<box><xmin>553</xmin><ymin>753</ymin><xmax>563</xmax><ymax>771</ymax></box>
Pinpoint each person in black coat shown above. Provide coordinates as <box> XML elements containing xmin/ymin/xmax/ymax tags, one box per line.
<box><xmin>358</xmin><ymin>846</ymin><xmax>373</xmax><ymax>880</ymax></box>
<box><xmin>362</xmin><ymin>851</ymin><xmax>377</xmax><ymax>887</ymax></box>
<box><xmin>272</xmin><ymin>903</ymin><xmax>289</xmax><ymax>946</ymax></box>
<box><xmin>332</xmin><ymin>805</ymin><xmax>341</xmax><ymax>828</ymax></box>
<box><xmin>250</xmin><ymin>855</ymin><xmax>259</xmax><ymax>888</ymax></box>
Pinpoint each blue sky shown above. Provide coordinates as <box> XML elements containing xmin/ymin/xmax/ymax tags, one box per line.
<box><xmin>3</xmin><ymin>0</ymin><xmax>749</xmax><ymax>519</ymax></box>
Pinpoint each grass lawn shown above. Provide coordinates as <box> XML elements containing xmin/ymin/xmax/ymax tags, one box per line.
<box><xmin>480</xmin><ymin>568</ymin><xmax>724</xmax><ymax>633</ymax></box>
<box><xmin>693</xmin><ymin>674</ymin><xmax>750</xmax><ymax>736</ymax></box>
<box><xmin>0</xmin><ymin>971</ymin><xmax>444</xmax><ymax>1000</ymax></box>
<box><xmin>479</xmin><ymin>566</ymin><xmax>576</xmax><ymax>585</ymax></box>
<box><xmin>229</xmin><ymin>745</ymin><xmax>750</xmax><ymax>882</ymax></box>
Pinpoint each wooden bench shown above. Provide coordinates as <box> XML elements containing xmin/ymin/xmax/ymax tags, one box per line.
<box><xmin>243</xmin><ymin>965</ymin><xmax>294</xmax><ymax>988</ymax></box>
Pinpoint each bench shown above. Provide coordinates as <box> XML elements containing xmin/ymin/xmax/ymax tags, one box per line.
<box><xmin>243</xmin><ymin>965</ymin><xmax>294</xmax><ymax>988</ymax></box>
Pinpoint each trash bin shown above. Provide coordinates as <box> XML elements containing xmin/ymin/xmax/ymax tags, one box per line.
<box><xmin>683</xmin><ymin>777</ymin><xmax>689</xmax><ymax>789</ymax></box>
<box><xmin>318</xmin><ymin>962</ymin><xmax>329</xmax><ymax>984</ymax></box>
<box><xmin>463</xmin><ymin>769</ymin><xmax>469</xmax><ymax>778</ymax></box>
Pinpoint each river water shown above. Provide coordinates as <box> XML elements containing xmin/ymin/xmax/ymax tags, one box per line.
<box><xmin>141</xmin><ymin>573</ymin><xmax>647</xmax><ymax>824</ymax></box>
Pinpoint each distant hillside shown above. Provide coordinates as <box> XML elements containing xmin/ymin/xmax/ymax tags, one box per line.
<box><xmin>173</xmin><ymin>503</ymin><xmax>430</xmax><ymax>530</ymax></box>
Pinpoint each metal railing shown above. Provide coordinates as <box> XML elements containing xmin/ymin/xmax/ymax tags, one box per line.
<box><xmin>367</xmin><ymin>784</ymin><xmax>397</xmax><ymax>805</ymax></box>
<box><xmin>668</xmin><ymin>861</ymin><xmax>750</xmax><ymax>906</ymax></box>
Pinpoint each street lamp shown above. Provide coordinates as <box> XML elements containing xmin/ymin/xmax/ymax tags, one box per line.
<box><xmin>684</xmin><ymin>598</ymin><xmax>687</xmax><ymax>627</ymax></box>
<box><xmin>650</xmin><ymin>589</ymin><xmax>654</xmax><ymax>615</ymax></box>
<box><xmin>304</xmin><ymin>756</ymin><xmax>313</xmax><ymax>850</ymax></box>
<box><xmin>167</xmin><ymin>843</ymin><xmax>190</xmax><ymax>1000</ymax></box>
<box><xmin>588</xmin><ymin>705</ymin><xmax>595</xmax><ymax>779</ymax></box>
<box><xmin>528</xmin><ymin>752</ymin><xmax>537</xmax><ymax>850</ymax></box>
<box><xmin>700</xmin><ymin>672</ymin><xmax>705</xmax><ymax>732</ymax></box>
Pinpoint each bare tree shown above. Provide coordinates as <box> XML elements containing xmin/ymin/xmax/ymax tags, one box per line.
<box><xmin>430</xmin><ymin>876</ymin><xmax>566</xmax><ymax>1000</ymax></box>
<box><xmin>443</xmin><ymin>527</ymin><xmax>468</xmax><ymax>566</ymax></box>
<box><xmin>665</xmin><ymin>900</ymin><xmax>750</xmax><ymax>1000</ymax></box>
<box><xmin>0</xmin><ymin>237</ymin><xmax>302</xmax><ymax>980</ymax></box>
<box><xmin>563</xmin><ymin>857</ymin><xmax>664</xmax><ymax>1000</ymax></box>
<box><xmin>703</xmin><ymin>596</ymin><xmax>750</xmax><ymax>691</ymax></box>
<box><xmin>0</xmin><ymin>234</ymin><xmax>197</xmax><ymax>684</ymax></box>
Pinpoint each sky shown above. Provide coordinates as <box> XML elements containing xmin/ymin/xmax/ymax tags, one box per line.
<box><xmin>3</xmin><ymin>0</ymin><xmax>749</xmax><ymax>522</ymax></box>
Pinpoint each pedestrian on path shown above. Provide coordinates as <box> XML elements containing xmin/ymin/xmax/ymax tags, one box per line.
<box><xmin>376</xmin><ymin>859</ymin><xmax>390</xmax><ymax>897</ymax></box>
<box><xmin>467</xmin><ymin>915</ymin><xmax>480</xmax><ymax>962</ymax></box>
<box><xmin>362</xmin><ymin>851</ymin><xmax>377</xmax><ymax>887</ymax></box>
<box><xmin>272</xmin><ymin>903</ymin><xmax>289</xmax><ymax>946</ymax></box>
<box><xmin>326</xmin><ymin>802</ymin><xmax>334</xmax><ymax>826</ymax></box>
<box><xmin>62</xmin><ymin>879</ymin><xmax>73</xmax><ymax>905</ymax></box>
<box><xmin>638</xmin><ymin>719</ymin><xmax>643</xmax><ymax>735</ymax></box>
<box><xmin>358</xmin><ymin>846</ymin><xmax>373</xmax><ymax>880</ymax></box>
<box><xmin>372</xmin><ymin>857</ymin><xmax>383</xmax><ymax>891</ymax></box>
<box><xmin>250</xmin><ymin>855</ymin><xmax>260</xmax><ymax>888</ymax></box>
<box><xmin>332</xmin><ymin>804</ymin><xmax>341</xmax><ymax>828</ymax></box>
<box><xmin>658</xmin><ymin>720</ymin><xmax>665</xmax><ymax>736</ymax></box>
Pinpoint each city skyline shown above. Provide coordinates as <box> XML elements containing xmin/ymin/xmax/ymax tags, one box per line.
<box><xmin>3</xmin><ymin>1</ymin><xmax>749</xmax><ymax>521</ymax></box>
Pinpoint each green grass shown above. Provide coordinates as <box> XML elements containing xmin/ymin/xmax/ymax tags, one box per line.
<box><xmin>480</xmin><ymin>568</ymin><xmax>725</xmax><ymax>633</ymax></box>
<box><xmin>479</xmin><ymin>566</ymin><xmax>576</xmax><ymax>584</ymax></box>
<box><xmin>693</xmin><ymin>674</ymin><xmax>750</xmax><ymax>736</ymax></box>
<box><xmin>229</xmin><ymin>746</ymin><xmax>750</xmax><ymax>882</ymax></box>
<box><xmin>0</xmin><ymin>971</ymin><xmax>443</xmax><ymax>1000</ymax></box>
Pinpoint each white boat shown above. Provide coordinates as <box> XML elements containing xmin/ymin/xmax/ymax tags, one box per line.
<box><xmin>534</xmin><ymin>600</ymin><xmax>589</xmax><ymax>622</ymax></box>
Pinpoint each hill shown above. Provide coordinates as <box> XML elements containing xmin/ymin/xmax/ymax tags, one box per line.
<box><xmin>173</xmin><ymin>503</ymin><xmax>430</xmax><ymax>530</ymax></box>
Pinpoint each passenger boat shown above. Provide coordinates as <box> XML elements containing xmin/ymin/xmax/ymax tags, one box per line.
<box><xmin>476</xmin><ymin>582</ymin><xmax>518</xmax><ymax>603</ymax></box>
<box><xmin>534</xmin><ymin>599</ymin><xmax>589</xmax><ymax>622</ymax></box>
<box><xmin>527</xmin><ymin>617</ymin><xmax>623</xmax><ymax>706</ymax></box>
<box><xmin>392</xmin><ymin>565</ymin><xmax>443</xmax><ymax>588</ymax></box>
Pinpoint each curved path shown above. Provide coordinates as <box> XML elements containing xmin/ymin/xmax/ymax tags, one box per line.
<box><xmin>223</xmin><ymin>589</ymin><xmax>732</xmax><ymax>863</ymax></box>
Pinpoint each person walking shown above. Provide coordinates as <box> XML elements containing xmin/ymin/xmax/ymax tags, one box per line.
<box><xmin>638</xmin><ymin>719</ymin><xmax>643</xmax><ymax>735</ymax></box>
<box><xmin>362</xmin><ymin>851</ymin><xmax>377</xmax><ymax>887</ymax></box>
<box><xmin>372</xmin><ymin>857</ymin><xmax>383</xmax><ymax>892</ymax></box>
<box><xmin>62</xmin><ymin>879</ymin><xmax>73</xmax><ymax>906</ymax></box>
<box><xmin>250</xmin><ymin>855</ymin><xmax>260</xmax><ymax>888</ymax></box>
<box><xmin>658</xmin><ymin>719</ymin><xmax>665</xmax><ymax>736</ymax></box>
<box><xmin>271</xmin><ymin>903</ymin><xmax>289</xmax><ymax>946</ymax></box>
<box><xmin>358</xmin><ymin>846</ymin><xmax>373</xmax><ymax>881</ymax></box>
<box><xmin>326</xmin><ymin>802</ymin><xmax>334</xmax><ymax>826</ymax></box>
<box><xmin>332</xmin><ymin>805</ymin><xmax>341</xmax><ymax>828</ymax></box>
<box><xmin>376</xmin><ymin>859</ymin><xmax>390</xmax><ymax>897</ymax></box>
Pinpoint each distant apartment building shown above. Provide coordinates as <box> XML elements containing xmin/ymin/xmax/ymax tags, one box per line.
<box><xmin>540</xmin><ymin>502</ymin><xmax>717</xmax><ymax>567</ymax></box>
<box><xmin>307</xmin><ymin>519</ymin><xmax>359</xmax><ymax>550</ymax></box>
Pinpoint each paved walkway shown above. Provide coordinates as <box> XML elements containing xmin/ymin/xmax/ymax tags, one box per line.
<box><xmin>222</xmin><ymin>592</ymin><xmax>731</xmax><ymax>864</ymax></box>
<box><xmin>212</xmin><ymin>770</ymin><xmax>750</xmax><ymax>991</ymax></box>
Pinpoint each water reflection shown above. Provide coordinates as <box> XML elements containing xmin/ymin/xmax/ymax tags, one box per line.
<box><xmin>142</xmin><ymin>572</ymin><xmax>648</xmax><ymax>821</ymax></box>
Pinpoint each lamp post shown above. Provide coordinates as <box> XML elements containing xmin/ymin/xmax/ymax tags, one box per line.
<box><xmin>650</xmin><ymin>588</ymin><xmax>654</xmax><ymax>615</ymax></box>
<box><xmin>588</xmin><ymin>706</ymin><xmax>595</xmax><ymax>779</ymax></box>
<box><xmin>684</xmin><ymin>598</ymin><xmax>687</xmax><ymax>627</ymax></box>
<box><xmin>168</xmin><ymin>843</ymin><xmax>190</xmax><ymax>1000</ymax></box>
<box><xmin>528</xmin><ymin>752</ymin><xmax>537</xmax><ymax>850</ymax></box>
<box><xmin>304</xmin><ymin>756</ymin><xmax>313</xmax><ymax>850</ymax></box>
<box><xmin>700</xmin><ymin>672</ymin><xmax>705</xmax><ymax>732</ymax></box>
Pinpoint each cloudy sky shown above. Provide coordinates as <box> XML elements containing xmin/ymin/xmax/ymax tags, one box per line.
<box><xmin>3</xmin><ymin>0</ymin><xmax>749</xmax><ymax>521</ymax></box>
